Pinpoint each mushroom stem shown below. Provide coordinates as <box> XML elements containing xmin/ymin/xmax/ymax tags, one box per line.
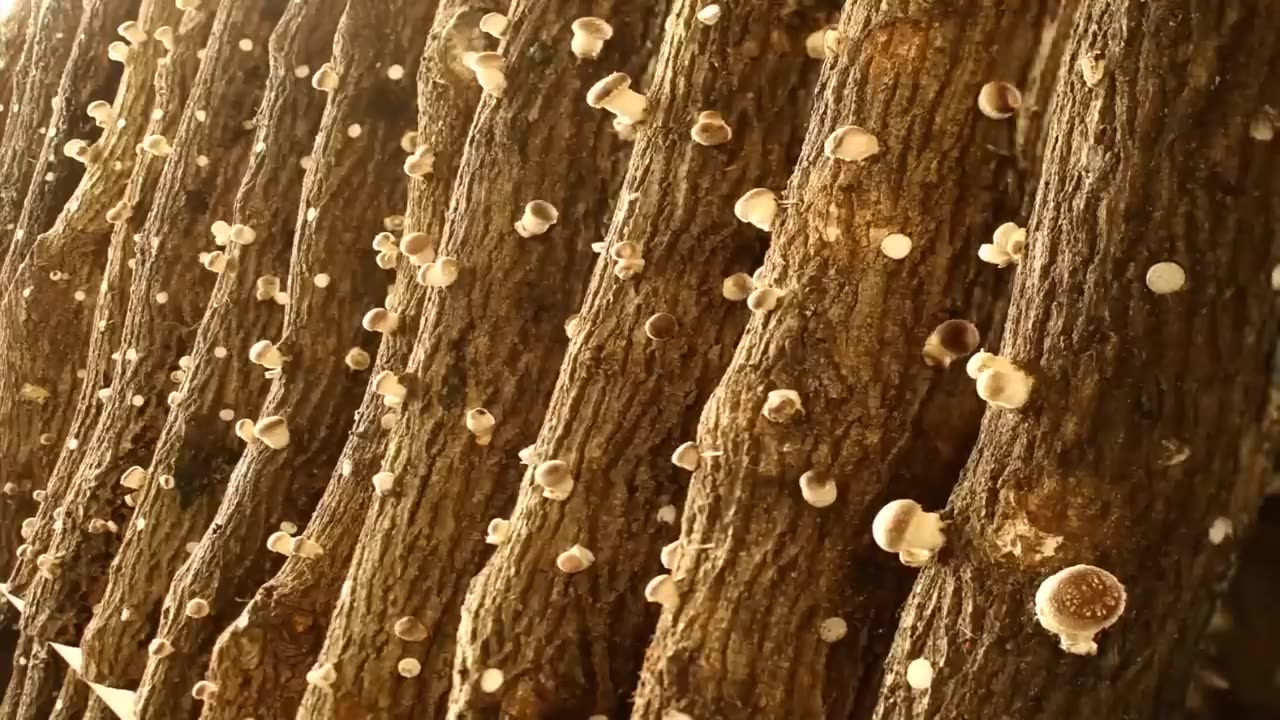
<box><xmin>603</xmin><ymin>87</ymin><xmax>646</xmax><ymax>124</ymax></box>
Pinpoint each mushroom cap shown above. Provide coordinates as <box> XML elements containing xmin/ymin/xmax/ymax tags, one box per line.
<box><xmin>933</xmin><ymin>319</ymin><xmax>980</xmax><ymax>356</ymax></box>
<box><xmin>691</xmin><ymin>114</ymin><xmax>733</xmax><ymax>146</ymax></box>
<box><xmin>466</xmin><ymin>51</ymin><xmax>505</xmax><ymax>70</ymax></box>
<box><xmin>1035</xmin><ymin>564</ymin><xmax>1126</xmax><ymax>635</ymax></box>
<box><xmin>572</xmin><ymin>16</ymin><xmax>614</xmax><ymax>39</ymax></box>
<box><xmin>733</xmin><ymin>188</ymin><xmax>777</xmax><ymax>222</ymax></box>
<box><xmin>587</xmin><ymin>72</ymin><xmax>632</xmax><ymax>108</ymax></box>
<box><xmin>871</xmin><ymin>499</ymin><xmax>923</xmax><ymax>552</ymax></box>
<box><xmin>645</xmin><ymin>312</ymin><xmax>679</xmax><ymax>341</ymax></box>
<box><xmin>525</xmin><ymin>200</ymin><xmax>559</xmax><ymax>223</ymax></box>
<box><xmin>824</xmin><ymin>125</ymin><xmax>880</xmax><ymax>161</ymax></box>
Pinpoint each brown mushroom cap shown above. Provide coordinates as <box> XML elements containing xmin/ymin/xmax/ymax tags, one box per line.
<box><xmin>1036</xmin><ymin>565</ymin><xmax>1126</xmax><ymax>634</ymax></box>
<box><xmin>572</xmin><ymin>17</ymin><xmax>614</xmax><ymax>39</ymax></box>
<box><xmin>933</xmin><ymin>319</ymin><xmax>981</xmax><ymax>355</ymax></box>
<box><xmin>871</xmin><ymin>499</ymin><xmax>922</xmax><ymax>552</ymax></box>
<box><xmin>526</xmin><ymin>200</ymin><xmax>559</xmax><ymax>223</ymax></box>
<box><xmin>587</xmin><ymin>72</ymin><xmax>632</xmax><ymax>107</ymax></box>
<box><xmin>645</xmin><ymin>312</ymin><xmax>679</xmax><ymax>341</ymax></box>
<box><xmin>467</xmin><ymin>51</ymin><xmax>505</xmax><ymax>70</ymax></box>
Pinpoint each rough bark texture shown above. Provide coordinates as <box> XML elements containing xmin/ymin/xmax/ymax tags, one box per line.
<box><xmin>627</xmin><ymin>1</ymin><xmax>1051</xmax><ymax>718</ymax></box>
<box><xmin>0</xmin><ymin>0</ymin><xmax>34</xmax><ymax>169</ymax></box>
<box><xmin>198</xmin><ymin>4</ymin><xmax>492</xmax><ymax>719</ymax></box>
<box><xmin>0</xmin><ymin>0</ymin><xmax>181</xmax><ymax>595</ymax></box>
<box><xmin>0</xmin><ymin>0</ymin><xmax>82</xmax><ymax>267</ymax></box>
<box><xmin>871</xmin><ymin>3</ymin><xmax>1280</xmax><ymax>720</ymax></box>
<box><xmin>66</xmin><ymin>3</ymin><xmax>345</xmax><ymax>720</ymax></box>
<box><xmin>129</xmin><ymin>1</ymin><xmax>431</xmax><ymax>716</ymax></box>
<box><xmin>0</xmin><ymin>0</ymin><xmax>133</xmax><ymax>580</ymax></box>
<box><xmin>0</xmin><ymin>0</ymin><xmax>276</xmax><ymax>716</ymax></box>
<box><xmin>293</xmin><ymin>1</ymin><xmax>664</xmax><ymax>717</ymax></box>
<box><xmin>448</xmin><ymin>1</ymin><xmax>834</xmax><ymax>717</ymax></box>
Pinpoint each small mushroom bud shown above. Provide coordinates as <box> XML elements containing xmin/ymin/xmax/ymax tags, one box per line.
<box><xmin>977</xmin><ymin>81</ymin><xmax>1022</xmax><ymax>119</ymax></box>
<box><xmin>248</xmin><ymin>340</ymin><xmax>286</xmax><ymax>369</ymax></box>
<box><xmin>696</xmin><ymin>4</ymin><xmax>721</xmax><ymax>24</ymax></box>
<box><xmin>813</xmin><ymin>617</ymin><xmax>848</xmax><ymax>644</ymax></box>
<box><xmin>266</xmin><ymin>530</ymin><xmax>293</xmax><ymax>555</ymax></box>
<box><xmin>534</xmin><ymin>460</ymin><xmax>574</xmax><ymax>501</ymax></box>
<box><xmin>733</xmin><ymin>188</ymin><xmax>778</xmax><ymax>231</ymax></box>
<box><xmin>63</xmin><ymin>139</ymin><xmax>93</xmax><ymax>162</ymax></box>
<box><xmin>154</xmin><ymin>26</ymin><xmax>175</xmax><ymax>51</ymax></box>
<box><xmin>922</xmin><ymin>319</ymin><xmax>981</xmax><ymax>368</ymax></box>
<box><xmin>200</xmin><ymin>251</ymin><xmax>230</xmax><ymax>273</ymax></box>
<box><xmin>398</xmin><ymin>232</ymin><xmax>434</xmax><ymax>264</ymax></box>
<box><xmin>191</xmin><ymin>680</ymin><xmax>219</xmax><ymax>701</ymax></box>
<box><xmin>142</xmin><ymin>134</ymin><xmax>172</xmax><ymax>156</ymax></box>
<box><xmin>253</xmin><ymin>416</ymin><xmax>290</xmax><ymax>449</ymax></box>
<box><xmin>86</xmin><ymin>100</ymin><xmax>115</xmax><ymax>126</ymax></box>
<box><xmin>311</xmin><ymin>62</ymin><xmax>339</xmax><ymax>91</ymax></box>
<box><xmin>106</xmin><ymin>200</ymin><xmax>132</xmax><ymax>224</ymax></box>
<box><xmin>463</xmin><ymin>52</ymin><xmax>506</xmax><ymax>96</ymax></box>
<box><xmin>465</xmin><ymin>408</ymin><xmax>496</xmax><ymax>445</ymax></box>
<box><xmin>1034</xmin><ymin>565</ymin><xmax>1127</xmax><ymax>655</ymax></box>
<box><xmin>394</xmin><ymin>616</ymin><xmax>428</xmax><ymax>641</ymax></box>
<box><xmin>671</xmin><ymin>441</ymin><xmax>700</xmax><ymax>471</ymax></box>
<box><xmin>374</xmin><ymin>371</ymin><xmax>408</xmax><ymax>406</ymax></box>
<box><xmin>645</xmin><ymin>574</ymin><xmax>679</xmax><ymax>608</ymax></box>
<box><xmin>722</xmin><ymin>273</ymin><xmax>754</xmax><ymax>301</ymax></box>
<box><xmin>659</xmin><ymin>540</ymin><xmax>682</xmax><ymax>570</ymax></box>
<box><xmin>255</xmin><ymin>275</ymin><xmax>281</xmax><ymax>301</ymax></box>
<box><xmin>306</xmin><ymin>664</ymin><xmax>337</xmax><ymax>688</ymax></box>
<box><xmin>235</xmin><ymin>419</ymin><xmax>256</xmax><ymax>443</ymax></box>
<box><xmin>403</xmin><ymin>146</ymin><xmax>434</xmax><ymax>177</ymax></box>
<box><xmin>1145</xmin><ymin>261</ymin><xmax>1186</xmax><ymax>295</ymax></box>
<box><xmin>979</xmin><ymin>221</ymin><xmax>1026</xmax><ymax>267</ymax></box>
<box><xmin>371</xmin><ymin>471</ymin><xmax>396</xmax><ymax>495</ymax></box>
<box><xmin>120</xmin><ymin>465</ymin><xmax>147</xmax><ymax>490</ymax></box>
<box><xmin>479</xmin><ymin>12</ymin><xmax>508</xmax><ymax>38</ymax></box>
<box><xmin>344</xmin><ymin>347</ymin><xmax>371</xmax><ymax>370</ymax></box>
<box><xmin>398</xmin><ymin>658</ymin><xmax>422</xmax><ymax>677</ymax></box>
<box><xmin>108</xmin><ymin>41</ymin><xmax>130</xmax><ymax>63</ymax></box>
<box><xmin>479</xmin><ymin>668</ymin><xmax>505</xmax><ymax>693</ymax></box>
<box><xmin>148</xmin><ymin>638</ymin><xmax>174</xmax><ymax>658</ymax></box>
<box><xmin>906</xmin><ymin>658</ymin><xmax>934</xmax><ymax>689</ymax></box>
<box><xmin>799</xmin><ymin>471</ymin><xmax>837</xmax><ymax>508</ymax></box>
<box><xmin>824</xmin><ymin>125</ymin><xmax>880</xmax><ymax>162</ymax></box>
<box><xmin>570</xmin><ymin>17</ymin><xmax>613</xmax><ymax>60</ymax></box>
<box><xmin>515</xmin><ymin>200</ymin><xmax>559</xmax><ymax>237</ymax></box>
<box><xmin>485</xmin><ymin>518</ymin><xmax>511</xmax><ymax>545</ymax></box>
<box><xmin>645</xmin><ymin>312</ymin><xmax>678</xmax><ymax>341</ymax></box>
<box><xmin>872</xmin><ymin>499</ymin><xmax>946</xmax><ymax>566</ymax></box>
<box><xmin>118</xmin><ymin>20</ymin><xmax>147</xmax><ymax>44</ymax></box>
<box><xmin>586</xmin><ymin>72</ymin><xmax>647</xmax><ymax>124</ymax></box>
<box><xmin>880</xmin><ymin>233</ymin><xmax>913</xmax><ymax>260</ymax></box>
<box><xmin>229</xmin><ymin>224</ymin><xmax>256</xmax><ymax>245</ymax></box>
<box><xmin>761</xmin><ymin>389</ymin><xmax>803</xmax><ymax>423</ymax></box>
<box><xmin>362</xmin><ymin>308</ymin><xmax>399</xmax><ymax>334</ymax></box>
<box><xmin>805</xmin><ymin>26</ymin><xmax>838</xmax><ymax>58</ymax></box>
<box><xmin>290</xmin><ymin>536</ymin><xmax>324</xmax><ymax>558</ymax></box>
<box><xmin>556</xmin><ymin>544</ymin><xmax>596</xmax><ymax>574</ymax></box>
<box><xmin>418</xmin><ymin>257</ymin><xmax>459</xmax><ymax>287</ymax></box>
<box><xmin>185</xmin><ymin>598</ymin><xmax>211</xmax><ymax>618</ymax></box>
<box><xmin>746</xmin><ymin>287</ymin><xmax>783</xmax><ymax>313</ymax></box>
<box><xmin>690</xmin><ymin>110</ymin><xmax>732</xmax><ymax>146</ymax></box>
<box><xmin>975</xmin><ymin>362</ymin><xmax>1033</xmax><ymax>410</ymax></box>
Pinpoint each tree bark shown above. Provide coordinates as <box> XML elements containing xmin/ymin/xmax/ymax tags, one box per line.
<box><xmin>0</xmin><ymin>0</ymin><xmax>34</xmax><ymax>149</ymax></box>
<box><xmin>870</xmin><ymin>2</ymin><xmax>1280</xmax><ymax>719</ymax></box>
<box><xmin>197</xmin><ymin>4</ymin><xmax>493</xmax><ymax>719</ymax></box>
<box><xmin>291</xmin><ymin>1</ymin><xmax>665</xmax><ymax>717</ymax></box>
<box><xmin>0</xmin><ymin>0</ymin><xmax>135</xmax><ymax>580</ymax></box>
<box><xmin>447</xmin><ymin>1</ymin><xmax>837</xmax><ymax>717</ymax></box>
<box><xmin>61</xmin><ymin>2</ymin><xmax>346</xmax><ymax>720</ymax></box>
<box><xmin>0</xmin><ymin>0</ymin><xmax>278</xmax><ymax>716</ymax></box>
<box><xmin>129</xmin><ymin>0</ymin><xmax>434</xmax><ymax>716</ymax></box>
<box><xmin>627</xmin><ymin>1</ymin><xmax>1052</xmax><ymax>718</ymax></box>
